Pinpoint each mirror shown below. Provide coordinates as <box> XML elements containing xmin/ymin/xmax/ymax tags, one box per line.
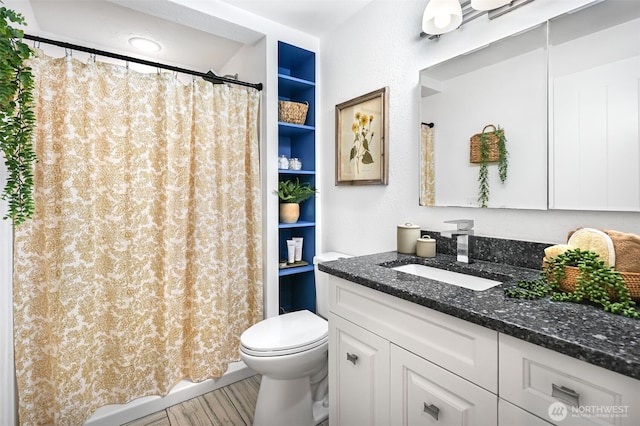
<box><xmin>548</xmin><ymin>1</ymin><xmax>640</xmax><ymax>211</ymax></box>
<box><xmin>419</xmin><ymin>0</ymin><xmax>640</xmax><ymax>211</ymax></box>
<box><xmin>419</xmin><ymin>24</ymin><xmax>548</xmax><ymax>209</ymax></box>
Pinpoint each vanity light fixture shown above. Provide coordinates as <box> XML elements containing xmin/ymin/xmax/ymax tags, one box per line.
<box><xmin>470</xmin><ymin>0</ymin><xmax>511</xmax><ymax>11</ymax></box>
<box><xmin>421</xmin><ymin>0</ymin><xmax>535</xmax><ymax>39</ymax></box>
<box><xmin>422</xmin><ymin>0</ymin><xmax>463</xmax><ymax>35</ymax></box>
<box><xmin>128</xmin><ymin>37</ymin><xmax>161</xmax><ymax>53</ymax></box>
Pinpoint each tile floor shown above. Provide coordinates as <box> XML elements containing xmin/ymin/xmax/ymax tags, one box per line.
<box><xmin>123</xmin><ymin>375</ymin><xmax>330</xmax><ymax>426</ymax></box>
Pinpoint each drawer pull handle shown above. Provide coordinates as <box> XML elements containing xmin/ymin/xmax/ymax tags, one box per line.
<box><xmin>346</xmin><ymin>352</ymin><xmax>358</xmax><ymax>365</ymax></box>
<box><xmin>423</xmin><ymin>403</ymin><xmax>440</xmax><ymax>420</ymax></box>
<box><xmin>552</xmin><ymin>383</ymin><xmax>580</xmax><ymax>407</ymax></box>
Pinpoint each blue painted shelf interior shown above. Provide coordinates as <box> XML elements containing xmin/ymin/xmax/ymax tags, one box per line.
<box><xmin>278</xmin><ymin>41</ymin><xmax>317</xmax><ymax>314</ymax></box>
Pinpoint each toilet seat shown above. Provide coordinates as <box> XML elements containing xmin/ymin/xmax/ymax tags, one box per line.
<box><xmin>241</xmin><ymin>310</ymin><xmax>328</xmax><ymax>357</ymax></box>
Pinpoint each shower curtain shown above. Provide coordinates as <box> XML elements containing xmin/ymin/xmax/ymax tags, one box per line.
<box><xmin>420</xmin><ymin>123</ymin><xmax>435</xmax><ymax>206</ymax></box>
<box><xmin>13</xmin><ymin>51</ymin><xmax>263</xmax><ymax>425</ymax></box>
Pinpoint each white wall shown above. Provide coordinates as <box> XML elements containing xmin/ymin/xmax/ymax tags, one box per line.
<box><xmin>318</xmin><ymin>0</ymin><xmax>640</xmax><ymax>257</ymax></box>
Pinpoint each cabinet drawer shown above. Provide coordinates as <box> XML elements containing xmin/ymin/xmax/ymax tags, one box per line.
<box><xmin>390</xmin><ymin>344</ymin><xmax>497</xmax><ymax>426</ymax></box>
<box><xmin>329</xmin><ymin>276</ymin><xmax>498</xmax><ymax>392</ymax></box>
<box><xmin>499</xmin><ymin>334</ymin><xmax>640</xmax><ymax>426</ymax></box>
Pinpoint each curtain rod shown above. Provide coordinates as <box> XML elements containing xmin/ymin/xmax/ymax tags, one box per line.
<box><xmin>23</xmin><ymin>34</ymin><xmax>263</xmax><ymax>91</ymax></box>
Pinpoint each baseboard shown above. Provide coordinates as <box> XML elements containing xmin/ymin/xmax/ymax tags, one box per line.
<box><xmin>85</xmin><ymin>361</ymin><xmax>255</xmax><ymax>425</ymax></box>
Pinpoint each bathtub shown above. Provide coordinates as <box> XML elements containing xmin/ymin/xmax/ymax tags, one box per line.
<box><xmin>85</xmin><ymin>361</ymin><xmax>254</xmax><ymax>425</ymax></box>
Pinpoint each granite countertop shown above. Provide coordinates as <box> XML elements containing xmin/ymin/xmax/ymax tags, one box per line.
<box><xmin>318</xmin><ymin>251</ymin><xmax>640</xmax><ymax>380</ymax></box>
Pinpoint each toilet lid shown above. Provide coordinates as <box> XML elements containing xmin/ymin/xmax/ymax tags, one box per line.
<box><xmin>240</xmin><ymin>310</ymin><xmax>328</xmax><ymax>353</ymax></box>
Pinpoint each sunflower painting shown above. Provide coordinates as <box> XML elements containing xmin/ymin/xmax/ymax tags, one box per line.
<box><xmin>335</xmin><ymin>87</ymin><xmax>389</xmax><ymax>185</ymax></box>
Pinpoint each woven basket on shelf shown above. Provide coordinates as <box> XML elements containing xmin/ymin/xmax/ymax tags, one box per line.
<box><xmin>278</xmin><ymin>100</ymin><xmax>309</xmax><ymax>125</ymax></box>
<box><xmin>470</xmin><ymin>124</ymin><xmax>501</xmax><ymax>163</ymax></box>
<box><xmin>543</xmin><ymin>261</ymin><xmax>640</xmax><ymax>301</ymax></box>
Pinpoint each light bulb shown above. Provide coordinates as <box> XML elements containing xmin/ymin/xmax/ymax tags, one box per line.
<box><xmin>434</xmin><ymin>14</ymin><xmax>452</xmax><ymax>29</ymax></box>
<box><xmin>422</xmin><ymin>0</ymin><xmax>463</xmax><ymax>35</ymax></box>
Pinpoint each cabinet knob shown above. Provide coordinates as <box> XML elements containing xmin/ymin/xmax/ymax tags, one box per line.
<box><xmin>551</xmin><ymin>383</ymin><xmax>580</xmax><ymax>407</ymax></box>
<box><xmin>346</xmin><ymin>352</ymin><xmax>358</xmax><ymax>365</ymax></box>
<box><xmin>423</xmin><ymin>403</ymin><xmax>440</xmax><ymax>420</ymax></box>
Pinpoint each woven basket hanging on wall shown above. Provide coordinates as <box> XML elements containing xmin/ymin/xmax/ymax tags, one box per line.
<box><xmin>470</xmin><ymin>124</ymin><xmax>501</xmax><ymax>163</ymax></box>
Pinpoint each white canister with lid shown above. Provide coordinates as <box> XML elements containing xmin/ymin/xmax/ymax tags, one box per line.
<box><xmin>397</xmin><ymin>223</ymin><xmax>421</xmax><ymax>254</ymax></box>
<box><xmin>416</xmin><ymin>235</ymin><xmax>436</xmax><ymax>258</ymax></box>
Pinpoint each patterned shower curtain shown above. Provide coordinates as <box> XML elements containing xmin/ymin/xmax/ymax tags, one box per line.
<box><xmin>13</xmin><ymin>51</ymin><xmax>263</xmax><ymax>425</ymax></box>
<box><xmin>420</xmin><ymin>123</ymin><xmax>435</xmax><ymax>206</ymax></box>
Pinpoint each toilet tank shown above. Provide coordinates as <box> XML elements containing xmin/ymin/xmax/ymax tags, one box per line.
<box><xmin>313</xmin><ymin>252</ymin><xmax>352</xmax><ymax>318</ymax></box>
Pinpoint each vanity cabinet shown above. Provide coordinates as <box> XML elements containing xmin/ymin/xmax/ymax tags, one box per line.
<box><xmin>328</xmin><ymin>275</ymin><xmax>640</xmax><ymax>426</ymax></box>
<box><xmin>277</xmin><ymin>42</ymin><xmax>316</xmax><ymax>313</ymax></box>
<box><xmin>328</xmin><ymin>275</ymin><xmax>499</xmax><ymax>426</ymax></box>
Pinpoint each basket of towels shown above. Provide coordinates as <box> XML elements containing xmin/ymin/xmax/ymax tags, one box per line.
<box><xmin>543</xmin><ymin>228</ymin><xmax>640</xmax><ymax>301</ymax></box>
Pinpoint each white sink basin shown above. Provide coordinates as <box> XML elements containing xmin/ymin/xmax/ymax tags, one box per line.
<box><xmin>392</xmin><ymin>264</ymin><xmax>502</xmax><ymax>291</ymax></box>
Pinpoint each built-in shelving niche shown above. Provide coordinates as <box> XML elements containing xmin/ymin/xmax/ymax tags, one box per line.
<box><xmin>277</xmin><ymin>41</ymin><xmax>316</xmax><ymax>314</ymax></box>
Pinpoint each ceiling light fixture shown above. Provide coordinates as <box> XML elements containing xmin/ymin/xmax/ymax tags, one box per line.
<box><xmin>470</xmin><ymin>0</ymin><xmax>511</xmax><ymax>11</ymax></box>
<box><xmin>422</xmin><ymin>0</ymin><xmax>463</xmax><ymax>35</ymax></box>
<box><xmin>128</xmin><ymin>37</ymin><xmax>161</xmax><ymax>53</ymax></box>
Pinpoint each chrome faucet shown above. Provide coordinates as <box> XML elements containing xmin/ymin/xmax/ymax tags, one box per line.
<box><xmin>441</xmin><ymin>219</ymin><xmax>474</xmax><ymax>263</ymax></box>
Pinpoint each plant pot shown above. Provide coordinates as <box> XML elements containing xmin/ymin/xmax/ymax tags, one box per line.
<box><xmin>279</xmin><ymin>203</ymin><xmax>300</xmax><ymax>223</ymax></box>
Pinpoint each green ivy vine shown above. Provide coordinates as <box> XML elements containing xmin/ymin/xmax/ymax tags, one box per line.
<box><xmin>505</xmin><ymin>249</ymin><xmax>639</xmax><ymax>318</ymax></box>
<box><xmin>477</xmin><ymin>126</ymin><xmax>508</xmax><ymax>208</ymax></box>
<box><xmin>0</xmin><ymin>3</ymin><xmax>36</xmax><ymax>226</ymax></box>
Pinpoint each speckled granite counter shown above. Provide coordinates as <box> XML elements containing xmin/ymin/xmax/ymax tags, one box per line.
<box><xmin>318</xmin><ymin>251</ymin><xmax>640</xmax><ymax>380</ymax></box>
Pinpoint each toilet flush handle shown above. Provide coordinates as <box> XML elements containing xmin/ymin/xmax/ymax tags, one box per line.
<box><xmin>346</xmin><ymin>352</ymin><xmax>358</xmax><ymax>365</ymax></box>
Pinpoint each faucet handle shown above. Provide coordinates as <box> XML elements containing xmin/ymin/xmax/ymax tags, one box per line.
<box><xmin>444</xmin><ymin>219</ymin><xmax>474</xmax><ymax>231</ymax></box>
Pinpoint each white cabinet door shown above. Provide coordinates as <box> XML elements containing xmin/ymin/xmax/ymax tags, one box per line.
<box><xmin>329</xmin><ymin>312</ymin><xmax>390</xmax><ymax>426</ymax></box>
<box><xmin>499</xmin><ymin>399</ymin><xmax>553</xmax><ymax>426</ymax></box>
<box><xmin>390</xmin><ymin>344</ymin><xmax>497</xmax><ymax>426</ymax></box>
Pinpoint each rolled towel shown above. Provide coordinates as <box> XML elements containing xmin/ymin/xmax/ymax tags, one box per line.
<box><xmin>544</xmin><ymin>244</ymin><xmax>572</xmax><ymax>259</ymax></box>
<box><xmin>602</xmin><ymin>229</ymin><xmax>640</xmax><ymax>273</ymax></box>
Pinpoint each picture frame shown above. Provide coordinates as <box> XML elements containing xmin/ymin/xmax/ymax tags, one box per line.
<box><xmin>335</xmin><ymin>87</ymin><xmax>389</xmax><ymax>185</ymax></box>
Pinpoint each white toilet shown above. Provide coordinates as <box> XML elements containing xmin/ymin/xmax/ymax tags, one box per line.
<box><xmin>240</xmin><ymin>252</ymin><xmax>351</xmax><ymax>426</ymax></box>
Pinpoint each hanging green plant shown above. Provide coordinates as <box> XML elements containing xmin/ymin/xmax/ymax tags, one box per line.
<box><xmin>0</xmin><ymin>3</ymin><xmax>36</xmax><ymax>226</ymax></box>
<box><xmin>470</xmin><ymin>125</ymin><xmax>508</xmax><ymax>208</ymax></box>
<box><xmin>505</xmin><ymin>248</ymin><xmax>639</xmax><ymax>318</ymax></box>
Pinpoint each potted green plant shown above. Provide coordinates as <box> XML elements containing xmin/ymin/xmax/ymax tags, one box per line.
<box><xmin>473</xmin><ymin>125</ymin><xmax>508</xmax><ymax>208</ymax></box>
<box><xmin>276</xmin><ymin>178</ymin><xmax>316</xmax><ymax>223</ymax></box>
<box><xmin>0</xmin><ymin>4</ymin><xmax>36</xmax><ymax>225</ymax></box>
<box><xmin>505</xmin><ymin>248</ymin><xmax>639</xmax><ymax>318</ymax></box>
